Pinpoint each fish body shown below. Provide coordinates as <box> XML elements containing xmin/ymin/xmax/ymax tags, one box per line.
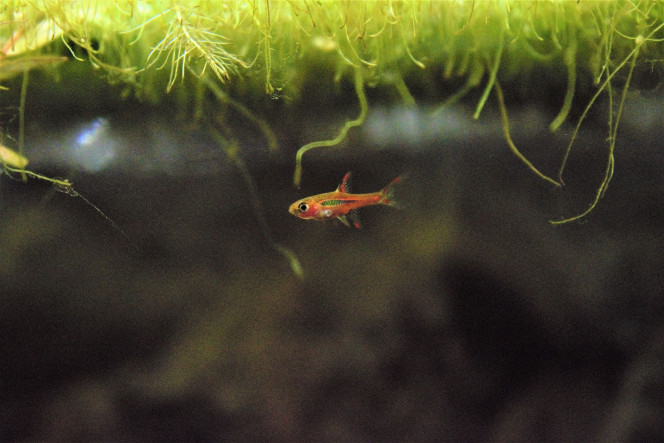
<box><xmin>289</xmin><ymin>172</ymin><xmax>400</xmax><ymax>229</ymax></box>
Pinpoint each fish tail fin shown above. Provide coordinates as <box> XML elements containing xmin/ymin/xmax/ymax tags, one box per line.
<box><xmin>379</xmin><ymin>175</ymin><xmax>402</xmax><ymax>208</ymax></box>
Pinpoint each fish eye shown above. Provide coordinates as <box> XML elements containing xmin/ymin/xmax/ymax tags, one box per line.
<box><xmin>298</xmin><ymin>203</ymin><xmax>309</xmax><ymax>212</ymax></box>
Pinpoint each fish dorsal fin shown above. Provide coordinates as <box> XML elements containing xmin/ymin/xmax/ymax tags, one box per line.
<box><xmin>348</xmin><ymin>209</ymin><xmax>361</xmax><ymax>229</ymax></box>
<box><xmin>336</xmin><ymin>172</ymin><xmax>352</xmax><ymax>193</ymax></box>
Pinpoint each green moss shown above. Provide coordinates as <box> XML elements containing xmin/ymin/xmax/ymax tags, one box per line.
<box><xmin>3</xmin><ymin>1</ymin><xmax>657</xmax><ymax>107</ymax></box>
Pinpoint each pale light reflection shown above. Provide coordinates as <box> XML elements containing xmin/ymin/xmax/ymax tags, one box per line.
<box><xmin>365</xmin><ymin>106</ymin><xmax>467</xmax><ymax>147</ymax></box>
<box><xmin>71</xmin><ymin>117</ymin><xmax>117</xmax><ymax>172</ymax></box>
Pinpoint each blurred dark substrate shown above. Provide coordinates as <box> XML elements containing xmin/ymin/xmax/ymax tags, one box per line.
<box><xmin>0</xmin><ymin>95</ymin><xmax>663</xmax><ymax>441</ymax></box>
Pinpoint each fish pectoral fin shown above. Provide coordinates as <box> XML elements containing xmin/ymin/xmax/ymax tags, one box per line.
<box><xmin>348</xmin><ymin>210</ymin><xmax>361</xmax><ymax>229</ymax></box>
<box><xmin>336</xmin><ymin>171</ymin><xmax>352</xmax><ymax>193</ymax></box>
<box><xmin>337</xmin><ymin>215</ymin><xmax>351</xmax><ymax>228</ymax></box>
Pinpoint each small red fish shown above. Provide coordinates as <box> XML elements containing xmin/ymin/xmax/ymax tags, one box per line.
<box><xmin>289</xmin><ymin>172</ymin><xmax>401</xmax><ymax>229</ymax></box>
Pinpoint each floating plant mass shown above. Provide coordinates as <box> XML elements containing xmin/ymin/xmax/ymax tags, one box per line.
<box><xmin>1</xmin><ymin>0</ymin><xmax>663</xmax><ymax>226</ymax></box>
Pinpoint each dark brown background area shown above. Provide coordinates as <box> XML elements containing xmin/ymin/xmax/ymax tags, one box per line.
<box><xmin>1</xmin><ymin>79</ymin><xmax>663</xmax><ymax>441</ymax></box>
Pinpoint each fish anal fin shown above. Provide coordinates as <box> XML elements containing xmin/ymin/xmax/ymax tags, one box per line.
<box><xmin>336</xmin><ymin>171</ymin><xmax>352</xmax><ymax>193</ymax></box>
<box><xmin>348</xmin><ymin>209</ymin><xmax>361</xmax><ymax>229</ymax></box>
<box><xmin>338</xmin><ymin>215</ymin><xmax>351</xmax><ymax>228</ymax></box>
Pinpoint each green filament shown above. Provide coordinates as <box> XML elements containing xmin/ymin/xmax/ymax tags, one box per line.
<box><xmin>495</xmin><ymin>81</ymin><xmax>561</xmax><ymax>188</ymax></box>
<box><xmin>293</xmin><ymin>66</ymin><xmax>368</xmax><ymax>188</ymax></box>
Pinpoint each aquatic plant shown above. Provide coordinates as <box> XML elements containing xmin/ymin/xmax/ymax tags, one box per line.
<box><xmin>1</xmin><ymin>0</ymin><xmax>663</xmax><ymax>228</ymax></box>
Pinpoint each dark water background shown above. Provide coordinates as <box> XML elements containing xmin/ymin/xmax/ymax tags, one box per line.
<box><xmin>1</xmin><ymin>75</ymin><xmax>664</xmax><ymax>441</ymax></box>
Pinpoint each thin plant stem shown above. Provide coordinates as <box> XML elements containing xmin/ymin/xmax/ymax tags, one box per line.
<box><xmin>293</xmin><ymin>66</ymin><xmax>367</xmax><ymax>188</ymax></box>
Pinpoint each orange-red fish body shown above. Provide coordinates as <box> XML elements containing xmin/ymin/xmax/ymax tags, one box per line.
<box><xmin>289</xmin><ymin>172</ymin><xmax>400</xmax><ymax>229</ymax></box>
